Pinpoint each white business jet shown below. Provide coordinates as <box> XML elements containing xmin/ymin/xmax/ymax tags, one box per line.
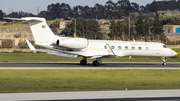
<box><xmin>7</xmin><ymin>17</ymin><xmax>177</xmax><ymax>66</ymax></box>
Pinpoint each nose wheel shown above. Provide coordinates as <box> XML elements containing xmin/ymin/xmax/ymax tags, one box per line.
<box><xmin>162</xmin><ymin>62</ymin><xmax>167</xmax><ymax>66</ymax></box>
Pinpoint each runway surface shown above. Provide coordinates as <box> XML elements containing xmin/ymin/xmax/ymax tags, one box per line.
<box><xmin>1</xmin><ymin>62</ymin><xmax>180</xmax><ymax>101</ymax></box>
<box><xmin>0</xmin><ymin>62</ymin><xmax>180</xmax><ymax>69</ymax></box>
<box><xmin>1</xmin><ymin>90</ymin><xmax>180</xmax><ymax>101</ymax></box>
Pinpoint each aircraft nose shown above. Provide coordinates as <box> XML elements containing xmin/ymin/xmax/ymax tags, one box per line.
<box><xmin>171</xmin><ymin>51</ymin><xmax>177</xmax><ymax>56</ymax></box>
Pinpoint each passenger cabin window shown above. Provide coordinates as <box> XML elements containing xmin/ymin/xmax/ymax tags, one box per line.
<box><xmin>118</xmin><ymin>46</ymin><xmax>121</xmax><ymax>49</ymax></box>
<box><xmin>132</xmin><ymin>46</ymin><xmax>135</xmax><ymax>50</ymax></box>
<box><xmin>163</xmin><ymin>45</ymin><xmax>168</xmax><ymax>48</ymax></box>
<box><xmin>145</xmin><ymin>47</ymin><xmax>149</xmax><ymax>50</ymax></box>
<box><xmin>111</xmin><ymin>46</ymin><xmax>115</xmax><ymax>49</ymax></box>
<box><xmin>125</xmin><ymin>46</ymin><xmax>128</xmax><ymax>50</ymax></box>
<box><xmin>138</xmin><ymin>47</ymin><xmax>142</xmax><ymax>50</ymax></box>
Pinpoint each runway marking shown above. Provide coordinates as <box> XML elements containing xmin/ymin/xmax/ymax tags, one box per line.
<box><xmin>1</xmin><ymin>90</ymin><xmax>180</xmax><ymax>101</ymax></box>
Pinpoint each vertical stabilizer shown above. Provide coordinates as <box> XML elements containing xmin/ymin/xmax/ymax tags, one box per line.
<box><xmin>22</xmin><ymin>17</ymin><xmax>58</xmax><ymax>43</ymax></box>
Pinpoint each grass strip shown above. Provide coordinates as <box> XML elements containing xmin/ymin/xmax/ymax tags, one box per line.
<box><xmin>0</xmin><ymin>22</ymin><xmax>29</xmax><ymax>29</ymax></box>
<box><xmin>0</xmin><ymin>69</ymin><xmax>180</xmax><ymax>93</ymax></box>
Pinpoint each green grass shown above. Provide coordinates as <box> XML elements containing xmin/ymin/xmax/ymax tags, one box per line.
<box><xmin>0</xmin><ymin>22</ymin><xmax>29</xmax><ymax>29</ymax></box>
<box><xmin>0</xmin><ymin>69</ymin><xmax>180</xmax><ymax>93</ymax></box>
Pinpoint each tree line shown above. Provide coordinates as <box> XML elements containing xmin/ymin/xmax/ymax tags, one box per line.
<box><xmin>59</xmin><ymin>11</ymin><xmax>165</xmax><ymax>42</ymax></box>
<box><xmin>2</xmin><ymin>0</ymin><xmax>180</xmax><ymax>20</ymax></box>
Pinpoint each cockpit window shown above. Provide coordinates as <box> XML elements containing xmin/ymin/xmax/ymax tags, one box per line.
<box><xmin>163</xmin><ymin>45</ymin><xmax>168</xmax><ymax>48</ymax></box>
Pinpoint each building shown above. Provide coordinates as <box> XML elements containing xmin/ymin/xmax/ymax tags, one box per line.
<box><xmin>163</xmin><ymin>25</ymin><xmax>180</xmax><ymax>42</ymax></box>
<box><xmin>59</xmin><ymin>20</ymin><xmax>72</xmax><ymax>29</ymax></box>
<box><xmin>129</xmin><ymin>12</ymin><xmax>155</xmax><ymax>19</ymax></box>
<box><xmin>158</xmin><ymin>10</ymin><xmax>180</xmax><ymax>16</ymax></box>
<box><xmin>130</xmin><ymin>10</ymin><xmax>180</xmax><ymax>20</ymax></box>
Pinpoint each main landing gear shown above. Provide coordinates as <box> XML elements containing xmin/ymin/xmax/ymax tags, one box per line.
<box><xmin>161</xmin><ymin>57</ymin><xmax>166</xmax><ymax>66</ymax></box>
<box><xmin>93</xmin><ymin>58</ymin><xmax>102</xmax><ymax>66</ymax></box>
<box><xmin>80</xmin><ymin>57</ymin><xmax>102</xmax><ymax>66</ymax></box>
<box><xmin>80</xmin><ymin>57</ymin><xmax>87</xmax><ymax>65</ymax></box>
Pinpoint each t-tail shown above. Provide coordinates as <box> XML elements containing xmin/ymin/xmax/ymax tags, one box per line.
<box><xmin>21</xmin><ymin>17</ymin><xmax>59</xmax><ymax>44</ymax></box>
<box><xmin>6</xmin><ymin>17</ymin><xmax>59</xmax><ymax>44</ymax></box>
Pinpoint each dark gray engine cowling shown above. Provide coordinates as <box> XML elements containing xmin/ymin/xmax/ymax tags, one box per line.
<box><xmin>56</xmin><ymin>38</ymin><xmax>89</xmax><ymax>49</ymax></box>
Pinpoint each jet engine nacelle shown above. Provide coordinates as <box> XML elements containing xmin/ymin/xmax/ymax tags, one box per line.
<box><xmin>56</xmin><ymin>38</ymin><xmax>89</xmax><ymax>49</ymax></box>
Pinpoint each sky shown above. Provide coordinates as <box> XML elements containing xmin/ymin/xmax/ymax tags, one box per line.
<box><xmin>0</xmin><ymin>0</ymin><xmax>162</xmax><ymax>15</ymax></box>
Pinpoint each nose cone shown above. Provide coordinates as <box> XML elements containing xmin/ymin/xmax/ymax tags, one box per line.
<box><xmin>171</xmin><ymin>51</ymin><xmax>177</xmax><ymax>56</ymax></box>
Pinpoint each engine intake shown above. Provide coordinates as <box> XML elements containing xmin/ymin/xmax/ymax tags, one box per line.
<box><xmin>56</xmin><ymin>38</ymin><xmax>89</xmax><ymax>49</ymax></box>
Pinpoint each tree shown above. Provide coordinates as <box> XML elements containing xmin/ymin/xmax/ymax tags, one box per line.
<box><xmin>0</xmin><ymin>10</ymin><xmax>4</xmax><ymax>20</ymax></box>
<box><xmin>124</xmin><ymin>21</ymin><xmax>129</xmax><ymax>37</ymax></box>
<box><xmin>7</xmin><ymin>11</ymin><xmax>33</xmax><ymax>18</ymax></box>
<box><xmin>105</xmin><ymin>0</ymin><xmax>121</xmax><ymax>19</ymax></box>
<box><xmin>135</xmin><ymin>11</ymin><xmax>145</xmax><ymax>36</ymax></box>
<box><xmin>130</xmin><ymin>26</ymin><xmax>135</xmax><ymax>39</ymax></box>
<box><xmin>94</xmin><ymin>3</ymin><xmax>106</xmax><ymax>19</ymax></box>
<box><xmin>61</xmin><ymin>17</ymin><xmax>102</xmax><ymax>39</ymax></box>
<box><xmin>144</xmin><ymin>19</ymin><xmax>149</xmax><ymax>41</ymax></box>
<box><xmin>109</xmin><ymin>17</ymin><xmax>117</xmax><ymax>39</ymax></box>
<box><xmin>151</xmin><ymin>11</ymin><xmax>163</xmax><ymax>35</ymax></box>
<box><xmin>47</xmin><ymin>3</ymin><xmax>71</xmax><ymax>19</ymax></box>
<box><xmin>144</xmin><ymin>19</ymin><xmax>149</xmax><ymax>36</ymax></box>
<box><xmin>116</xmin><ymin>21</ymin><xmax>124</xmax><ymax>37</ymax></box>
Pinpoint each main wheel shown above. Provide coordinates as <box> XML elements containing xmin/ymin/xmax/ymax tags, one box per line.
<box><xmin>93</xmin><ymin>61</ymin><xmax>99</xmax><ymax>66</ymax></box>
<box><xmin>80</xmin><ymin>60</ymin><xmax>87</xmax><ymax>65</ymax></box>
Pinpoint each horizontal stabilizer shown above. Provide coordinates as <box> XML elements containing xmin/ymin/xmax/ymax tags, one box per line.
<box><xmin>5</xmin><ymin>17</ymin><xmax>45</xmax><ymax>22</ymax></box>
<box><xmin>4</xmin><ymin>17</ymin><xmax>22</xmax><ymax>21</ymax></box>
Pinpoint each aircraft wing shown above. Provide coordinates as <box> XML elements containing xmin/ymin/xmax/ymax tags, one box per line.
<box><xmin>26</xmin><ymin>40</ymin><xmax>78</xmax><ymax>58</ymax></box>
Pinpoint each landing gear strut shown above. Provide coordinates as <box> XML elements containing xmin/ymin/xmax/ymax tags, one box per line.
<box><xmin>80</xmin><ymin>57</ymin><xmax>87</xmax><ymax>65</ymax></box>
<box><xmin>93</xmin><ymin>58</ymin><xmax>102</xmax><ymax>66</ymax></box>
<box><xmin>161</xmin><ymin>57</ymin><xmax>166</xmax><ymax>66</ymax></box>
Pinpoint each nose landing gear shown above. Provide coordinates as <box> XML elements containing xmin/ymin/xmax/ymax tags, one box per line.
<box><xmin>161</xmin><ymin>57</ymin><xmax>166</xmax><ymax>66</ymax></box>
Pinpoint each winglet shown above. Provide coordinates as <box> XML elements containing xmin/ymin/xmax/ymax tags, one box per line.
<box><xmin>25</xmin><ymin>39</ymin><xmax>36</xmax><ymax>51</ymax></box>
